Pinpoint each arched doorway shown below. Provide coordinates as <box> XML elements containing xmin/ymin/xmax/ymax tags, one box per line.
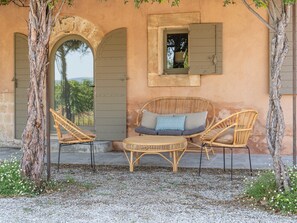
<box><xmin>51</xmin><ymin>36</ymin><xmax>94</xmax><ymax>130</ymax></box>
<box><xmin>50</xmin><ymin>28</ymin><xmax>127</xmax><ymax>140</ymax></box>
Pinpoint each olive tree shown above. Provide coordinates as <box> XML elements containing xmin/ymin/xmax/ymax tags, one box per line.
<box><xmin>0</xmin><ymin>0</ymin><xmax>73</xmax><ymax>186</ymax></box>
<box><xmin>0</xmin><ymin>0</ymin><xmax>178</xmax><ymax>186</ymax></box>
<box><xmin>224</xmin><ymin>0</ymin><xmax>297</xmax><ymax>192</ymax></box>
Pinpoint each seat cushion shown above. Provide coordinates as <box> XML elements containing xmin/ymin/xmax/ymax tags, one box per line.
<box><xmin>81</xmin><ymin>129</ymin><xmax>96</xmax><ymax>138</ymax></box>
<box><xmin>158</xmin><ymin>130</ymin><xmax>183</xmax><ymax>136</ymax></box>
<box><xmin>176</xmin><ymin>111</ymin><xmax>208</xmax><ymax>130</ymax></box>
<box><xmin>204</xmin><ymin>127</ymin><xmax>234</xmax><ymax>144</ymax></box>
<box><xmin>182</xmin><ymin>125</ymin><xmax>205</xmax><ymax>136</ymax></box>
<box><xmin>61</xmin><ymin>133</ymin><xmax>77</xmax><ymax>142</ymax></box>
<box><xmin>61</xmin><ymin>129</ymin><xmax>95</xmax><ymax>142</ymax></box>
<box><xmin>155</xmin><ymin>116</ymin><xmax>186</xmax><ymax>131</ymax></box>
<box><xmin>135</xmin><ymin>126</ymin><xmax>158</xmax><ymax>135</ymax></box>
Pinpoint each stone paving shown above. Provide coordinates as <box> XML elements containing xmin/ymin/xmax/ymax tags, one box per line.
<box><xmin>0</xmin><ymin>146</ymin><xmax>295</xmax><ymax>171</ymax></box>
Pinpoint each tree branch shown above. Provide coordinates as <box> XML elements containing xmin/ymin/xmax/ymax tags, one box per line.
<box><xmin>267</xmin><ymin>2</ymin><xmax>275</xmax><ymax>23</ymax></box>
<box><xmin>12</xmin><ymin>0</ymin><xmax>28</xmax><ymax>7</ymax></box>
<box><xmin>241</xmin><ymin>0</ymin><xmax>276</xmax><ymax>31</ymax></box>
<box><xmin>0</xmin><ymin>0</ymin><xmax>29</xmax><ymax>7</ymax></box>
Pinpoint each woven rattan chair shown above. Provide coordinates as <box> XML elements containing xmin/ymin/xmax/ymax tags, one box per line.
<box><xmin>135</xmin><ymin>96</ymin><xmax>215</xmax><ymax>159</ymax></box>
<box><xmin>50</xmin><ymin>108</ymin><xmax>96</xmax><ymax>171</ymax></box>
<box><xmin>199</xmin><ymin>110</ymin><xmax>258</xmax><ymax>180</ymax></box>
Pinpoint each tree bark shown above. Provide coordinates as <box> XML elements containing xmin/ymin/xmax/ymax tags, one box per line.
<box><xmin>21</xmin><ymin>0</ymin><xmax>53</xmax><ymax>186</ymax></box>
<box><xmin>268</xmin><ymin>14</ymin><xmax>291</xmax><ymax>192</ymax></box>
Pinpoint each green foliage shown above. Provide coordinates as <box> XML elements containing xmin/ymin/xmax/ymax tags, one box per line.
<box><xmin>55</xmin><ymin>80</ymin><xmax>94</xmax><ymax>114</ymax></box>
<box><xmin>284</xmin><ymin>0</ymin><xmax>297</xmax><ymax>4</ymax></box>
<box><xmin>0</xmin><ymin>0</ymin><xmax>10</xmax><ymax>5</ymax></box>
<box><xmin>0</xmin><ymin>0</ymin><xmax>73</xmax><ymax>7</ymax></box>
<box><xmin>55</xmin><ymin>79</ymin><xmax>94</xmax><ymax>125</ymax></box>
<box><xmin>0</xmin><ymin>158</ymin><xmax>95</xmax><ymax>197</ymax></box>
<box><xmin>131</xmin><ymin>0</ymin><xmax>180</xmax><ymax>8</ymax></box>
<box><xmin>0</xmin><ymin>158</ymin><xmax>39</xmax><ymax>196</ymax></box>
<box><xmin>223</xmin><ymin>0</ymin><xmax>296</xmax><ymax>7</ymax></box>
<box><xmin>245</xmin><ymin>171</ymin><xmax>276</xmax><ymax>201</ymax></box>
<box><xmin>245</xmin><ymin>169</ymin><xmax>297</xmax><ymax>214</ymax></box>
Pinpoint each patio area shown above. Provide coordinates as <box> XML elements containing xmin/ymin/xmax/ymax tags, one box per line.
<box><xmin>1</xmin><ymin>147</ymin><xmax>297</xmax><ymax>223</ymax></box>
<box><xmin>0</xmin><ymin>146</ymin><xmax>294</xmax><ymax>171</ymax></box>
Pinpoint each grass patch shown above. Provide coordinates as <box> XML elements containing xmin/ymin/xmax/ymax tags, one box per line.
<box><xmin>0</xmin><ymin>158</ymin><xmax>39</xmax><ymax>197</ymax></box>
<box><xmin>245</xmin><ymin>168</ymin><xmax>297</xmax><ymax>214</ymax></box>
<box><xmin>0</xmin><ymin>158</ymin><xmax>95</xmax><ymax>197</ymax></box>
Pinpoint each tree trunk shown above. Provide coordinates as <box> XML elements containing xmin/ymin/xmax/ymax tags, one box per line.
<box><xmin>268</xmin><ymin>17</ymin><xmax>291</xmax><ymax>192</ymax></box>
<box><xmin>58</xmin><ymin>47</ymin><xmax>72</xmax><ymax>120</ymax></box>
<box><xmin>21</xmin><ymin>0</ymin><xmax>53</xmax><ymax>186</ymax></box>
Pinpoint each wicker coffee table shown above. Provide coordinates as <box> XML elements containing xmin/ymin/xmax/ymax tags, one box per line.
<box><xmin>122</xmin><ymin>136</ymin><xmax>187</xmax><ymax>172</ymax></box>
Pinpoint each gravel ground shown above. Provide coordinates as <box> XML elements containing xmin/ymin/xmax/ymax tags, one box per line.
<box><xmin>1</xmin><ymin>166</ymin><xmax>297</xmax><ymax>223</ymax></box>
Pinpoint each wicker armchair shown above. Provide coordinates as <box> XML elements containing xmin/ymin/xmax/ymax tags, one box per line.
<box><xmin>50</xmin><ymin>108</ymin><xmax>96</xmax><ymax>171</ymax></box>
<box><xmin>199</xmin><ymin>110</ymin><xmax>258</xmax><ymax>179</ymax></box>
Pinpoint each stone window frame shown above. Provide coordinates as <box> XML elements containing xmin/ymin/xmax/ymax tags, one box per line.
<box><xmin>148</xmin><ymin>12</ymin><xmax>201</xmax><ymax>87</ymax></box>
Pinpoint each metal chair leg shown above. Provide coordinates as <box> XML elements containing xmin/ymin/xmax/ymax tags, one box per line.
<box><xmin>90</xmin><ymin>142</ymin><xmax>93</xmax><ymax>168</ymax></box>
<box><xmin>90</xmin><ymin>142</ymin><xmax>95</xmax><ymax>170</ymax></box>
<box><xmin>92</xmin><ymin>142</ymin><xmax>95</xmax><ymax>169</ymax></box>
<box><xmin>247</xmin><ymin>145</ymin><xmax>253</xmax><ymax>176</ymax></box>
<box><xmin>198</xmin><ymin>143</ymin><xmax>204</xmax><ymax>176</ymax></box>
<box><xmin>231</xmin><ymin>148</ymin><xmax>233</xmax><ymax>180</ymax></box>
<box><xmin>223</xmin><ymin>147</ymin><xmax>226</xmax><ymax>172</ymax></box>
<box><xmin>58</xmin><ymin>143</ymin><xmax>62</xmax><ymax>172</ymax></box>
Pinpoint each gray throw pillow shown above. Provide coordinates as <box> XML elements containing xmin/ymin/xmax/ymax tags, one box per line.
<box><xmin>141</xmin><ymin>110</ymin><xmax>172</xmax><ymax>129</ymax></box>
<box><xmin>141</xmin><ymin>110</ymin><xmax>158</xmax><ymax>129</ymax></box>
<box><xmin>176</xmin><ymin>111</ymin><xmax>208</xmax><ymax>130</ymax></box>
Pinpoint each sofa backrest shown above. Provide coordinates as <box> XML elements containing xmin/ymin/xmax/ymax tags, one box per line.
<box><xmin>136</xmin><ymin>96</ymin><xmax>215</xmax><ymax>131</ymax></box>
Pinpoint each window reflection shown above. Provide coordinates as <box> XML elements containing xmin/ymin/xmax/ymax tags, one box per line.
<box><xmin>54</xmin><ymin>39</ymin><xmax>94</xmax><ymax>126</ymax></box>
<box><xmin>166</xmin><ymin>32</ymin><xmax>188</xmax><ymax>70</ymax></box>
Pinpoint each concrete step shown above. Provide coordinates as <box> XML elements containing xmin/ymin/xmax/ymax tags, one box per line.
<box><xmin>50</xmin><ymin>139</ymin><xmax>113</xmax><ymax>153</ymax></box>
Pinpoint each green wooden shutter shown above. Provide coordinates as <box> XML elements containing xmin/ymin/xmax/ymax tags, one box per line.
<box><xmin>14</xmin><ymin>33</ymin><xmax>29</xmax><ymax>139</ymax></box>
<box><xmin>95</xmin><ymin>28</ymin><xmax>127</xmax><ymax>140</ymax></box>
<box><xmin>189</xmin><ymin>23</ymin><xmax>223</xmax><ymax>75</ymax></box>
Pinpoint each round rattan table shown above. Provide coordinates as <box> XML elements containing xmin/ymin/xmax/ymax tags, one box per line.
<box><xmin>122</xmin><ymin>136</ymin><xmax>187</xmax><ymax>172</ymax></box>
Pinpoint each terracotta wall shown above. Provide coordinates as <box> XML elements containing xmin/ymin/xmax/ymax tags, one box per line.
<box><xmin>0</xmin><ymin>0</ymin><xmax>293</xmax><ymax>154</ymax></box>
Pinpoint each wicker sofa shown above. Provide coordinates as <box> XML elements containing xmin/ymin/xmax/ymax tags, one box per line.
<box><xmin>135</xmin><ymin>96</ymin><xmax>215</xmax><ymax>158</ymax></box>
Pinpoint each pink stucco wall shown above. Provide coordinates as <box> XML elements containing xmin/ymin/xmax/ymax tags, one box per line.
<box><xmin>0</xmin><ymin>0</ymin><xmax>294</xmax><ymax>154</ymax></box>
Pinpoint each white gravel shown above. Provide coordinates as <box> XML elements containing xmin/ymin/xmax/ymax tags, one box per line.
<box><xmin>1</xmin><ymin>166</ymin><xmax>297</xmax><ymax>223</ymax></box>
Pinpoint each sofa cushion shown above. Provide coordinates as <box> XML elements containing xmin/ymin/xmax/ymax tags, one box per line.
<box><xmin>155</xmin><ymin>116</ymin><xmax>186</xmax><ymax>131</ymax></box>
<box><xmin>140</xmin><ymin>110</ymin><xmax>158</xmax><ymax>129</ymax></box>
<box><xmin>141</xmin><ymin>110</ymin><xmax>172</xmax><ymax>129</ymax></box>
<box><xmin>158</xmin><ymin>130</ymin><xmax>183</xmax><ymax>136</ymax></box>
<box><xmin>182</xmin><ymin>125</ymin><xmax>205</xmax><ymax>136</ymax></box>
<box><xmin>135</xmin><ymin>126</ymin><xmax>158</xmax><ymax>135</ymax></box>
<box><xmin>176</xmin><ymin>111</ymin><xmax>208</xmax><ymax>130</ymax></box>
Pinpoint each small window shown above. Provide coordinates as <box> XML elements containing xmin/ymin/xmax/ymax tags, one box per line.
<box><xmin>164</xmin><ymin>29</ymin><xmax>189</xmax><ymax>74</ymax></box>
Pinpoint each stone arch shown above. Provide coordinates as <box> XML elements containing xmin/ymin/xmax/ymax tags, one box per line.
<box><xmin>50</xmin><ymin>16</ymin><xmax>104</xmax><ymax>52</ymax></box>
